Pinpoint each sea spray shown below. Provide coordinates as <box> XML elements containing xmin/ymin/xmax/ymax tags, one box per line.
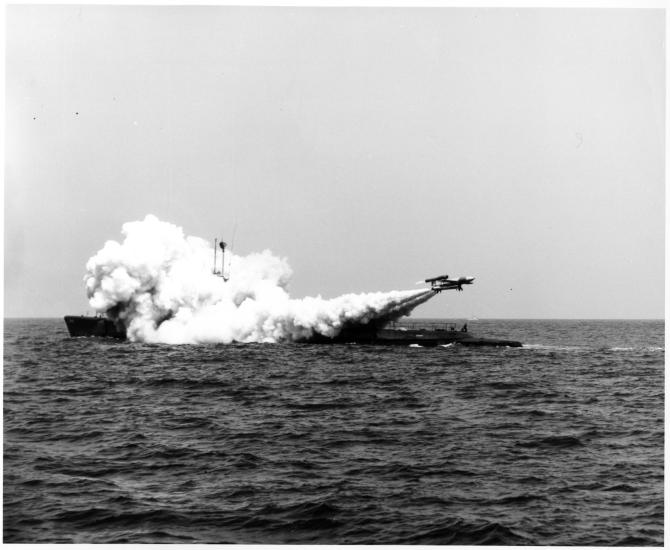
<box><xmin>84</xmin><ymin>215</ymin><xmax>435</xmax><ymax>344</ymax></box>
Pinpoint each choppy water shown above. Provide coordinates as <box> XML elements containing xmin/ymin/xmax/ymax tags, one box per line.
<box><xmin>4</xmin><ymin>318</ymin><xmax>664</xmax><ymax>544</ymax></box>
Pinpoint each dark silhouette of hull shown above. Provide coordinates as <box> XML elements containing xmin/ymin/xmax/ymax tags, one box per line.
<box><xmin>63</xmin><ymin>315</ymin><xmax>126</xmax><ymax>339</ymax></box>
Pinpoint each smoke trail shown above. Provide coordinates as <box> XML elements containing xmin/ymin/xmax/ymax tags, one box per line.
<box><xmin>84</xmin><ymin>215</ymin><xmax>436</xmax><ymax>344</ymax></box>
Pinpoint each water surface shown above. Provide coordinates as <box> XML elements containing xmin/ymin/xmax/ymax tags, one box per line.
<box><xmin>4</xmin><ymin>319</ymin><xmax>664</xmax><ymax>544</ymax></box>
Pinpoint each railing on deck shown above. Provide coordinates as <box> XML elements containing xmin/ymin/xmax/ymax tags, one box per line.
<box><xmin>386</xmin><ymin>321</ymin><xmax>461</xmax><ymax>332</ymax></box>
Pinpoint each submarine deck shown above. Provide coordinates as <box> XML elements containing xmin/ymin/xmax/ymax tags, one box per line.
<box><xmin>63</xmin><ymin>316</ymin><xmax>522</xmax><ymax>347</ymax></box>
<box><xmin>304</xmin><ymin>326</ymin><xmax>522</xmax><ymax>347</ymax></box>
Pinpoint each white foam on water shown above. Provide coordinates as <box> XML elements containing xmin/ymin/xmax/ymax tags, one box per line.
<box><xmin>610</xmin><ymin>346</ymin><xmax>664</xmax><ymax>352</ymax></box>
<box><xmin>521</xmin><ymin>344</ymin><xmax>587</xmax><ymax>352</ymax></box>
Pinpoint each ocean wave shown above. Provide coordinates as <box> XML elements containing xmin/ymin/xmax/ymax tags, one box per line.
<box><xmin>53</xmin><ymin>507</ymin><xmax>188</xmax><ymax>528</ymax></box>
<box><xmin>289</xmin><ymin>401</ymin><xmax>356</xmax><ymax>411</ymax></box>
<box><xmin>484</xmin><ymin>380</ymin><xmax>529</xmax><ymax>390</ymax></box>
<box><xmin>241</xmin><ymin>500</ymin><xmax>345</xmax><ymax>534</ymax></box>
<box><xmin>491</xmin><ymin>493</ymin><xmax>547</xmax><ymax>504</ymax></box>
<box><xmin>603</xmin><ymin>483</ymin><xmax>638</xmax><ymax>493</ymax></box>
<box><xmin>516</xmin><ymin>435</ymin><xmax>584</xmax><ymax>449</ymax></box>
<box><xmin>614</xmin><ymin>535</ymin><xmax>661</xmax><ymax>546</ymax></box>
<box><xmin>397</xmin><ymin>518</ymin><xmax>535</xmax><ymax>545</ymax></box>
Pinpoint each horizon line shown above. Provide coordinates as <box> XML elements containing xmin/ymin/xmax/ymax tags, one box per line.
<box><xmin>3</xmin><ymin>316</ymin><xmax>665</xmax><ymax>321</ymax></box>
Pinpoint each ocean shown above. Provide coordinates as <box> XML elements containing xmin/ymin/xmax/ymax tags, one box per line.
<box><xmin>3</xmin><ymin>318</ymin><xmax>664</xmax><ymax>544</ymax></box>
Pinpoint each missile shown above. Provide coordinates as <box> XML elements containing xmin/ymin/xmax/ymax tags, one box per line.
<box><xmin>424</xmin><ymin>274</ymin><xmax>449</xmax><ymax>283</ymax></box>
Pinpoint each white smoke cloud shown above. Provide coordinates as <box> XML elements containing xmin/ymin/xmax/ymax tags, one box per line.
<box><xmin>84</xmin><ymin>215</ymin><xmax>435</xmax><ymax>344</ymax></box>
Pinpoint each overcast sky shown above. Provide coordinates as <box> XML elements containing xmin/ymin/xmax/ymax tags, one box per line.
<box><xmin>5</xmin><ymin>6</ymin><xmax>665</xmax><ymax>319</ymax></box>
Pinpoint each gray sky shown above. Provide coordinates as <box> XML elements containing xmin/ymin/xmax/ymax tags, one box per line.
<box><xmin>5</xmin><ymin>6</ymin><xmax>665</xmax><ymax>319</ymax></box>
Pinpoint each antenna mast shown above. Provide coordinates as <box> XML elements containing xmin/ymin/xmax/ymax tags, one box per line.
<box><xmin>212</xmin><ymin>237</ymin><xmax>229</xmax><ymax>281</ymax></box>
<box><xmin>219</xmin><ymin>241</ymin><xmax>228</xmax><ymax>281</ymax></box>
<box><xmin>213</xmin><ymin>238</ymin><xmax>219</xmax><ymax>275</ymax></box>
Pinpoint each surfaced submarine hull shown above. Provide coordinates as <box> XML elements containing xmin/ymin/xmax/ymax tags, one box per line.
<box><xmin>302</xmin><ymin>326</ymin><xmax>522</xmax><ymax>347</ymax></box>
<box><xmin>64</xmin><ymin>315</ymin><xmax>126</xmax><ymax>339</ymax></box>
<box><xmin>63</xmin><ymin>316</ymin><xmax>522</xmax><ymax>347</ymax></box>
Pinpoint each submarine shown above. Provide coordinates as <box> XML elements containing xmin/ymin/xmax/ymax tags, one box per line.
<box><xmin>63</xmin><ymin>315</ymin><xmax>521</xmax><ymax>347</ymax></box>
<box><xmin>64</xmin><ymin>267</ymin><xmax>522</xmax><ymax>347</ymax></box>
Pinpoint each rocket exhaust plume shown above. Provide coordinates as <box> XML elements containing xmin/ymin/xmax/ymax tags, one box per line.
<box><xmin>84</xmin><ymin>215</ymin><xmax>437</xmax><ymax>344</ymax></box>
